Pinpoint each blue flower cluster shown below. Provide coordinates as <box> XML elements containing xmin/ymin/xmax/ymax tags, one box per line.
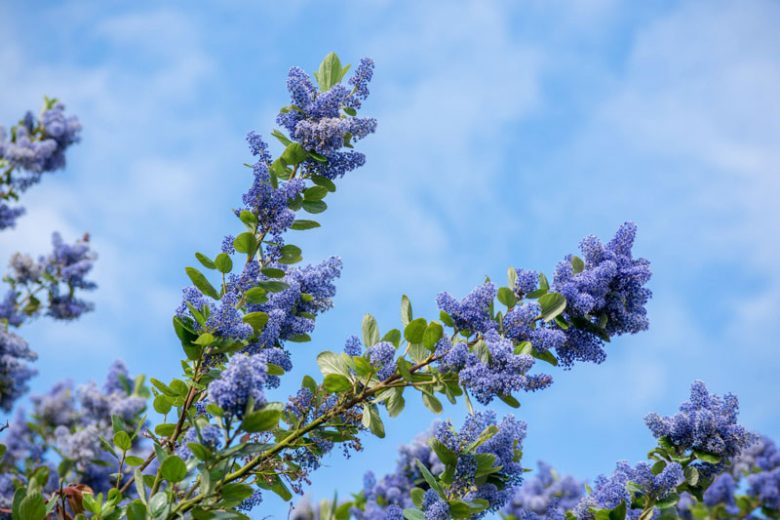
<box><xmin>0</xmin><ymin>360</ymin><xmax>146</xmax><ymax>497</ymax></box>
<box><xmin>503</xmin><ymin>461</ymin><xmax>584</xmax><ymax>520</ymax></box>
<box><xmin>453</xmin><ymin>330</ymin><xmax>551</xmax><ymax>405</ymax></box>
<box><xmin>436</xmin><ymin>282</ymin><xmax>497</xmax><ymax>334</ymax></box>
<box><xmin>734</xmin><ymin>435</ymin><xmax>780</xmax><ymax>512</ymax></box>
<box><xmin>644</xmin><ymin>381</ymin><xmax>752</xmax><ymax>466</ymax></box>
<box><xmin>436</xmin><ymin>411</ymin><xmax>527</xmax><ymax>515</ymax></box>
<box><xmin>0</xmin><ymin>329</ymin><xmax>37</xmax><ymax>412</ymax></box>
<box><xmin>277</xmin><ymin>60</ymin><xmax>377</xmax><ymax>179</ymax></box>
<box><xmin>355</xmin><ymin>433</ymin><xmax>438</xmax><ymax>518</ymax></box>
<box><xmin>242</xmin><ymin>132</ymin><xmax>305</xmax><ymax>237</ymax></box>
<box><xmin>0</xmin><ymin>101</ymin><xmax>81</xmax><ymax>229</ymax></box>
<box><xmin>572</xmin><ymin>460</ymin><xmax>683</xmax><ymax>519</ymax></box>
<box><xmin>552</xmin><ymin>222</ymin><xmax>652</xmax><ymax>366</ymax></box>
<box><xmin>207</xmin><ymin>353</ymin><xmax>268</xmax><ymax>419</ymax></box>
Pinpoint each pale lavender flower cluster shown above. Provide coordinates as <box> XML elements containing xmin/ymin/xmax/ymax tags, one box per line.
<box><xmin>1</xmin><ymin>361</ymin><xmax>146</xmax><ymax>497</ymax></box>
<box><xmin>553</xmin><ymin>222</ymin><xmax>652</xmax><ymax>366</ymax></box>
<box><xmin>277</xmin><ymin>60</ymin><xmax>377</xmax><ymax>179</ymax></box>
<box><xmin>644</xmin><ymin>381</ymin><xmax>752</xmax><ymax>465</ymax></box>
<box><xmin>1</xmin><ymin>232</ymin><xmax>97</xmax><ymax>325</ymax></box>
<box><xmin>0</xmin><ymin>102</ymin><xmax>81</xmax><ymax>229</ymax></box>
<box><xmin>207</xmin><ymin>353</ymin><xmax>268</xmax><ymax>419</ymax></box>
<box><xmin>0</xmin><ymin>329</ymin><xmax>37</xmax><ymax>412</ymax></box>
<box><xmin>503</xmin><ymin>461</ymin><xmax>584</xmax><ymax>520</ymax></box>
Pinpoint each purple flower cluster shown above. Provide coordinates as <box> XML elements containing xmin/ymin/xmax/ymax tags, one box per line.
<box><xmin>552</xmin><ymin>222</ymin><xmax>652</xmax><ymax>366</ymax></box>
<box><xmin>503</xmin><ymin>461</ymin><xmax>584</xmax><ymax>520</ymax></box>
<box><xmin>0</xmin><ymin>329</ymin><xmax>37</xmax><ymax>412</ymax></box>
<box><xmin>0</xmin><ymin>101</ymin><xmax>81</xmax><ymax>229</ymax></box>
<box><xmin>440</xmin><ymin>330</ymin><xmax>551</xmax><ymax>405</ymax></box>
<box><xmin>277</xmin><ymin>60</ymin><xmax>377</xmax><ymax>180</ymax></box>
<box><xmin>207</xmin><ymin>353</ymin><xmax>268</xmax><ymax>419</ymax></box>
<box><xmin>644</xmin><ymin>381</ymin><xmax>752</xmax><ymax>465</ymax></box>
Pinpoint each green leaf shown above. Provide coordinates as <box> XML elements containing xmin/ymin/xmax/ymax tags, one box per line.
<box><xmin>125</xmin><ymin>455</ymin><xmax>145</xmax><ymax>466</ymax></box>
<box><xmin>571</xmin><ymin>255</ymin><xmax>585</xmax><ymax>274</ymax></box>
<box><xmin>415</xmin><ymin>459</ymin><xmax>444</xmax><ymax>497</ymax></box>
<box><xmin>257</xmin><ymin>280</ymin><xmax>289</xmax><ymax>292</ymax></box>
<box><xmin>497</xmin><ymin>287</ymin><xmax>516</xmax><ymax>307</ymax></box>
<box><xmin>281</xmin><ymin>142</ymin><xmax>308</xmax><ymax>165</ymax></box>
<box><xmin>185</xmin><ymin>267</ymin><xmax>219</xmax><ymax>300</ymax></box>
<box><xmin>239</xmin><ymin>209</ymin><xmax>258</xmax><ymax>229</ymax></box>
<box><xmin>241</xmin><ymin>408</ymin><xmax>281</xmax><ymax>432</ymax></box>
<box><xmin>362</xmin><ymin>403</ymin><xmax>385</xmax><ymax>438</ymax></box>
<box><xmin>430</xmin><ymin>439</ymin><xmax>457</xmax><ymax>466</ymax></box>
<box><xmin>499</xmin><ymin>394</ymin><xmax>521</xmax><ymax>408</ymax></box>
<box><xmin>410</xmin><ymin>488</ymin><xmax>425</xmax><ymax>509</ymax></box>
<box><xmin>323</xmin><ymin>374</ymin><xmax>353</xmax><ymax>393</ymax></box>
<box><xmin>245</xmin><ymin>287</ymin><xmax>268</xmax><ymax>304</ymax></box>
<box><xmin>287</xmin><ymin>333</ymin><xmax>311</xmax><ymax>342</ymax></box>
<box><xmin>256</xmin><ymin>474</ymin><xmax>293</xmax><ymax>501</ymax></box>
<box><xmin>422</xmin><ymin>321</ymin><xmax>444</xmax><ymax>350</ymax></box>
<box><xmin>385</xmin><ymin>387</ymin><xmax>405</xmax><ymax>417</ymax></box>
<box><xmin>153</xmin><ymin>395</ymin><xmax>172</xmax><ymax>415</ymax></box>
<box><xmin>154</xmin><ymin>423</ymin><xmax>176</xmax><ymax>437</ymax></box>
<box><xmin>291</xmin><ymin>219</ymin><xmax>321</xmax><ymax>230</ymax></box>
<box><xmin>343</xmin><ymin>106</ymin><xmax>357</xmax><ymax>116</ymax></box>
<box><xmin>317</xmin><ymin>351</ymin><xmax>351</xmax><ymax>377</ymax></box>
<box><xmin>362</xmin><ymin>314</ymin><xmax>380</xmax><ymax>347</ymax></box>
<box><xmin>538</xmin><ymin>292</ymin><xmax>567</xmax><ymax>322</ymax></box>
<box><xmin>148</xmin><ymin>492</ymin><xmax>170</xmax><ymax>517</ymax></box>
<box><xmin>311</xmin><ymin>175</ymin><xmax>336</xmax><ymax>192</ymax></box>
<box><xmin>314</xmin><ymin>52</ymin><xmax>349</xmax><ymax>92</ymax></box>
<box><xmin>195</xmin><ymin>252</ymin><xmax>216</xmax><ymax>270</ymax></box>
<box><xmin>215</xmin><ymin>253</ymin><xmax>233</xmax><ymax>274</ymax></box>
<box><xmin>439</xmin><ymin>310</ymin><xmax>454</xmax><ymax>327</ymax></box>
<box><xmin>243</xmin><ymin>311</ymin><xmax>269</xmax><ymax>332</ymax></box>
<box><xmin>302</xmin><ymin>200</ymin><xmax>327</xmax><ymax>214</ymax></box>
<box><xmin>401</xmin><ymin>295</ymin><xmax>413</xmax><ymax>326</ymax></box>
<box><xmin>160</xmin><ymin>455</ymin><xmax>187</xmax><ymax>482</ymax></box>
<box><xmin>271</xmin><ymin>129</ymin><xmax>292</xmax><ymax>146</ymax></box>
<box><xmin>531</xmin><ymin>348</ymin><xmax>559</xmax><ymax>366</ymax></box>
<box><xmin>403</xmin><ymin>509</ymin><xmax>425</xmax><ymax>520</ymax></box>
<box><xmin>404</xmin><ymin>318</ymin><xmax>427</xmax><ymax>344</ymax></box>
<box><xmin>233</xmin><ymin>232</ymin><xmax>258</xmax><ymax>256</ymax></box>
<box><xmin>220</xmin><ymin>483</ymin><xmax>255</xmax><ymax>504</ymax></box>
<box><xmin>14</xmin><ymin>491</ymin><xmax>46</xmax><ymax>520</ymax></box>
<box><xmin>126</xmin><ymin>500</ymin><xmax>147</xmax><ymax>520</ymax></box>
<box><xmin>382</xmin><ymin>328</ymin><xmax>402</xmax><ymax>347</ymax></box>
<box><xmin>303</xmin><ymin>186</ymin><xmax>328</xmax><ymax>201</ymax></box>
<box><xmin>422</xmin><ymin>393</ymin><xmax>442</xmax><ymax>414</ymax></box>
<box><xmin>693</xmin><ymin>450</ymin><xmax>721</xmax><ymax>464</ymax></box>
<box><xmin>113</xmin><ymin>431</ymin><xmax>132</xmax><ymax>451</ymax></box>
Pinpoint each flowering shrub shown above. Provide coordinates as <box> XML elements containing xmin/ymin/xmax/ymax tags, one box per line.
<box><xmin>0</xmin><ymin>53</ymin><xmax>777</xmax><ymax>520</ymax></box>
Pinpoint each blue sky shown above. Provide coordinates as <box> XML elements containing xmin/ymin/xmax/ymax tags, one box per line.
<box><xmin>1</xmin><ymin>0</ymin><xmax>779</xmax><ymax>517</ymax></box>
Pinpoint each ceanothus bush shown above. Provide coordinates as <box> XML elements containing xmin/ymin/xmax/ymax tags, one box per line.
<box><xmin>0</xmin><ymin>52</ymin><xmax>777</xmax><ymax>520</ymax></box>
